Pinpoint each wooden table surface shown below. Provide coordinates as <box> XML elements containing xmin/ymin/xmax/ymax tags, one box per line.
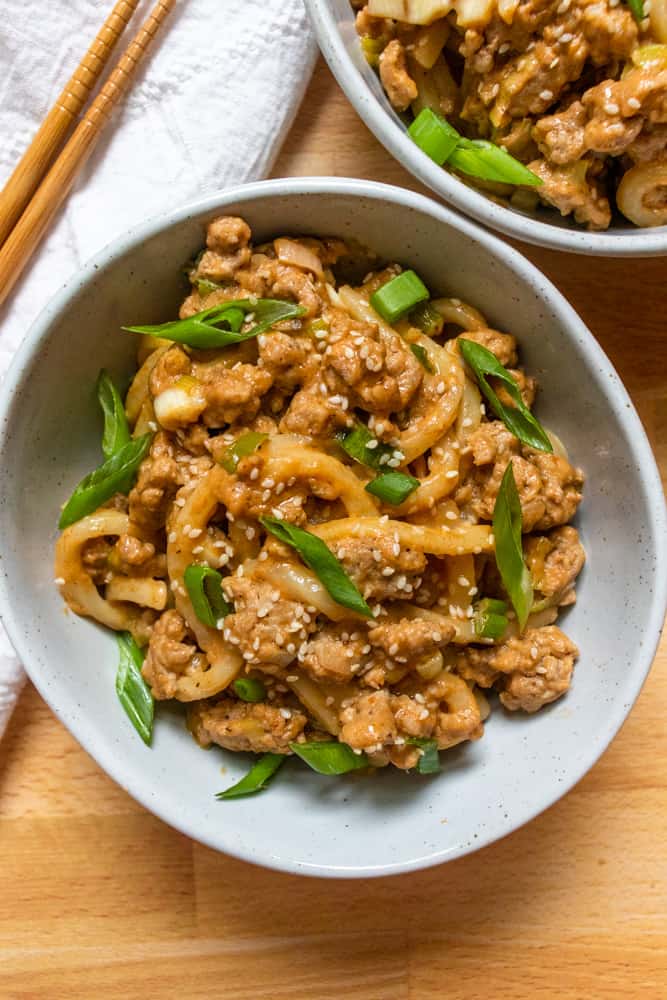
<box><xmin>1</xmin><ymin>60</ymin><xmax>666</xmax><ymax>1000</ymax></box>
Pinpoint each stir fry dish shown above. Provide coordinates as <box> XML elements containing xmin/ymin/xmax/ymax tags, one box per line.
<box><xmin>353</xmin><ymin>0</ymin><xmax>667</xmax><ymax>229</ymax></box>
<box><xmin>54</xmin><ymin>217</ymin><xmax>585</xmax><ymax>797</ymax></box>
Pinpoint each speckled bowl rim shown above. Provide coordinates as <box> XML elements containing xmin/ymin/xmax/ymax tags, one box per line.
<box><xmin>304</xmin><ymin>0</ymin><xmax>667</xmax><ymax>258</ymax></box>
<box><xmin>0</xmin><ymin>178</ymin><xmax>665</xmax><ymax>878</ymax></box>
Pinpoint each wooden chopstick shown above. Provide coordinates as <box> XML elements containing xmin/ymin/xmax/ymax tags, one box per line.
<box><xmin>0</xmin><ymin>0</ymin><xmax>176</xmax><ymax>310</ymax></box>
<box><xmin>0</xmin><ymin>0</ymin><xmax>141</xmax><ymax>250</ymax></box>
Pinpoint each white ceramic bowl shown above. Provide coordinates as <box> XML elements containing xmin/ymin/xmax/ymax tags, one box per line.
<box><xmin>0</xmin><ymin>178</ymin><xmax>665</xmax><ymax>878</ymax></box>
<box><xmin>305</xmin><ymin>0</ymin><xmax>667</xmax><ymax>257</ymax></box>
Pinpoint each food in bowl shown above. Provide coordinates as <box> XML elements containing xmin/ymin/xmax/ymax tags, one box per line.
<box><xmin>352</xmin><ymin>0</ymin><xmax>667</xmax><ymax>229</ymax></box>
<box><xmin>54</xmin><ymin>215</ymin><xmax>585</xmax><ymax>797</ymax></box>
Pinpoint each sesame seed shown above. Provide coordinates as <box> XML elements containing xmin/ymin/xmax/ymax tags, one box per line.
<box><xmin>415</xmin><ymin>693</ymin><xmax>426</xmax><ymax>704</ymax></box>
<box><xmin>627</xmin><ymin>97</ymin><xmax>641</xmax><ymax>110</ymax></box>
<box><xmin>168</xmin><ymin>531</ymin><xmax>177</xmax><ymax>543</ymax></box>
<box><xmin>604</xmin><ymin>102</ymin><xmax>620</xmax><ymax>115</ymax></box>
<box><xmin>445</xmin><ymin>470</ymin><xmax>458</xmax><ymax>479</ymax></box>
<box><xmin>249</xmin><ymin>468</ymin><xmax>259</xmax><ymax>481</ymax></box>
<box><xmin>560</xmin><ymin>31</ymin><xmax>573</xmax><ymax>42</ymax></box>
<box><xmin>382</xmin><ymin>566</ymin><xmax>394</xmax><ymax>577</ymax></box>
<box><xmin>539</xmin><ymin>90</ymin><xmax>553</xmax><ymax>102</ymax></box>
<box><xmin>418</xmin><ymin>708</ymin><xmax>430</xmax><ymax>720</ymax></box>
<box><xmin>458</xmin><ymin>576</ymin><xmax>469</xmax><ymax>587</ymax></box>
<box><xmin>445</xmin><ymin>511</ymin><xmax>457</xmax><ymax>521</ymax></box>
<box><xmin>189</xmin><ymin>527</ymin><xmax>202</xmax><ymax>539</ymax></box>
<box><xmin>279</xmin><ymin>708</ymin><xmax>292</xmax><ymax>719</ymax></box>
<box><xmin>286</xmin><ymin>674</ymin><xmax>299</xmax><ymax>682</ymax></box>
<box><xmin>54</xmin><ymin>576</ymin><xmax>65</xmax><ymax>585</ymax></box>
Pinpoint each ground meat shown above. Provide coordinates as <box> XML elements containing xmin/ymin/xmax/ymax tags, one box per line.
<box><xmin>300</xmin><ymin>625</ymin><xmax>370</xmax><ymax>683</ymax></box>
<box><xmin>194</xmin><ymin>216</ymin><xmax>252</xmax><ymax>283</ymax></box>
<box><xmin>222</xmin><ymin>576</ymin><xmax>316</xmax><ymax>671</ymax></box>
<box><xmin>279</xmin><ymin>383</ymin><xmax>351</xmax><ymax>437</ymax></box>
<box><xmin>535</xmin><ymin>70</ymin><xmax>667</xmax><ymax>166</ymax></box>
<box><xmin>457</xmin><ymin>421</ymin><xmax>584</xmax><ymax>531</ymax></box>
<box><xmin>114</xmin><ymin>533</ymin><xmax>155</xmax><ymax>566</ymax></box>
<box><xmin>457</xmin><ymin>328</ymin><xmax>518</xmax><ymax>367</ymax></box>
<box><xmin>339</xmin><ymin>672</ymin><xmax>482</xmax><ymax>766</ymax></box>
<box><xmin>333</xmin><ymin>534</ymin><xmax>427</xmax><ymax>602</ymax></box>
<box><xmin>527</xmin><ymin>158</ymin><xmax>611</xmax><ymax>229</ymax></box>
<box><xmin>626</xmin><ymin>124</ymin><xmax>667</xmax><ymax>164</ymax></box>
<box><xmin>193</xmin><ymin>362</ymin><xmax>273</xmax><ymax>427</ymax></box>
<box><xmin>257</xmin><ymin>332</ymin><xmax>319</xmax><ymax>390</ymax></box>
<box><xmin>524</xmin><ymin>525</ymin><xmax>585</xmax><ymax>600</ymax></box>
<box><xmin>455</xmin><ymin>625</ymin><xmax>578</xmax><ymax>712</ymax></box>
<box><xmin>129</xmin><ymin>432</ymin><xmax>182</xmax><ymax>535</ymax></box>
<box><xmin>496</xmin><ymin>625</ymin><xmax>578</xmax><ymax>711</ymax></box>
<box><xmin>323</xmin><ymin>306</ymin><xmax>423</xmax><ymax>414</ymax></box>
<box><xmin>149</xmin><ymin>346</ymin><xmax>191</xmax><ymax>397</ymax></box>
<box><xmin>368</xmin><ymin>617</ymin><xmax>455</xmax><ymax>661</ymax></box>
<box><xmin>81</xmin><ymin>537</ymin><xmax>112</xmax><ymax>585</ymax></box>
<box><xmin>142</xmin><ymin>610</ymin><xmax>205</xmax><ymax>700</ymax></box>
<box><xmin>188</xmin><ymin>698</ymin><xmax>307</xmax><ymax>754</ymax></box>
<box><xmin>379</xmin><ymin>39</ymin><xmax>417</xmax><ymax>112</ymax></box>
<box><xmin>463</xmin><ymin>0</ymin><xmax>637</xmax><ymax>130</ymax></box>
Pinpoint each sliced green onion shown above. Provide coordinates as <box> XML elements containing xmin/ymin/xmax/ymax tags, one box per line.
<box><xmin>195</xmin><ymin>277</ymin><xmax>226</xmax><ymax>296</ymax></box>
<box><xmin>59</xmin><ymin>434</ymin><xmax>151</xmax><ymax>529</ymax></box>
<box><xmin>406</xmin><ymin>738</ymin><xmax>440</xmax><ymax>774</ymax></box>
<box><xmin>458</xmin><ymin>338</ymin><xmax>553</xmax><ymax>453</ymax></box>
<box><xmin>365</xmin><ymin>471</ymin><xmax>419</xmax><ymax>505</ymax></box>
<box><xmin>370</xmin><ymin>270</ymin><xmax>430</xmax><ymax>324</ymax></box>
<box><xmin>449</xmin><ymin>139</ymin><xmax>542</xmax><ymax>187</ymax></box>
<box><xmin>493</xmin><ymin>463</ymin><xmax>533</xmax><ymax>632</ymax></box>
<box><xmin>115</xmin><ymin>632</ymin><xmax>154</xmax><ymax>746</ymax></box>
<box><xmin>219</xmin><ymin>431</ymin><xmax>268</xmax><ymax>474</ymax></box>
<box><xmin>409</xmin><ymin>342</ymin><xmax>436</xmax><ymax>373</ymax></box>
<box><xmin>409</xmin><ymin>302</ymin><xmax>444</xmax><ymax>338</ymax></box>
<box><xmin>476</xmin><ymin>597</ymin><xmax>508</xmax><ymax>616</ymax></box>
<box><xmin>123</xmin><ymin>299</ymin><xmax>305</xmax><ymax>350</ymax></box>
<box><xmin>408</xmin><ymin>108</ymin><xmax>460</xmax><ymax>166</ymax></box>
<box><xmin>624</xmin><ymin>0</ymin><xmax>644</xmax><ymax>21</ymax></box>
<box><xmin>289</xmin><ymin>740</ymin><xmax>369</xmax><ymax>775</ymax></box>
<box><xmin>97</xmin><ymin>370</ymin><xmax>130</xmax><ymax>460</ymax></box>
<box><xmin>361</xmin><ymin>35</ymin><xmax>386</xmax><ymax>67</ymax></box>
<box><xmin>338</xmin><ymin>423</ymin><xmax>399</xmax><ymax>471</ymax></box>
<box><xmin>260</xmin><ymin>516</ymin><xmax>373</xmax><ymax>618</ymax></box>
<box><xmin>183</xmin><ymin>564</ymin><xmax>232</xmax><ymax>627</ymax></box>
<box><xmin>473</xmin><ymin>598</ymin><xmax>509</xmax><ymax>640</ymax></box>
<box><xmin>216</xmin><ymin>753</ymin><xmax>284</xmax><ymax>799</ymax></box>
<box><xmin>233</xmin><ymin>677</ymin><xmax>266</xmax><ymax>703</ymax></box>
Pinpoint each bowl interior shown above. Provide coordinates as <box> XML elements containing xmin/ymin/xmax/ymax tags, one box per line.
<box><xmin>0</xmin><ymin>181</ymin><xmax>664</xmax><ymax>877</ymax></box>
<box><xmin>307</xmin><ymin>0</ymin><xmax>667</xmax><ymax>256</ymax></box>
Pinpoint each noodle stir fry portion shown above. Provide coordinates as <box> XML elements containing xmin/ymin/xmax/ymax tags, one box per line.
<box><xmin>55</xmin><ymin>217</ymin><xmax>585</xmax><ymax>795</ymax></box>
<box><xmin>353</xmin><ymin>0</ymin><xmax>667</xmax><ymax>229</ymax></box>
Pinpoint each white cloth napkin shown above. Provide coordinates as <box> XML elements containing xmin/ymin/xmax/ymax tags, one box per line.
<box><xmin>0</xmin><ymin>0</ymin><xmax>316</xmax><ymax>738</ymax></box>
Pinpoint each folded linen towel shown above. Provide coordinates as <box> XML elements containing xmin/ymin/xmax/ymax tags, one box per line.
<box><xmin>0</xmin><ymin>0</ymin><xmax>316</xmax><ymax>737</ymax></box>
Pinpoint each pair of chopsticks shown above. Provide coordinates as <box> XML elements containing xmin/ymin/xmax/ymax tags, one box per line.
<box><xmin>0</xmin><ymin>0</ymin><xmax>175</xmax><ymax>310</ymax></box>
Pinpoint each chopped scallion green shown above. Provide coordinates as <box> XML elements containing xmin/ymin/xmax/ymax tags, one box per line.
<box><xmin>233</xmin><ymin>677</ymin><xmax>266</xmax><ymax>703</ymax></box>
<box><xmin>183</xmin><ymin>564</ymin><xmax>232</xmax><ymax>627</ymax></box>
<box><xmin>370</xmin><ymin>270</ymin><xmax>430</xmax><ymax>324</ymax></box>
<box><xmin>449</xmin><ymin>139</ymin><xmax>542</xmax><ymax>187</ymax></box>
<box><xmin>115</xmin><ymin>632</ymin><xmax>154</xmax><ymax>746</ymax></box>
<box><xmin>365</xmin><ymin>471</ymin><xmax>420</xmax><ymax>505</ymax></box>
<box><xmin>493</xmin><ymin>464</ymin><xmax>533</xmax><ymax>631</ymax></box>
<box><xmin>458</xmin><ymin>338</ymin><xmax>553</xmax><ymax>453</ymax></box>
<box><xmin>409</xmin><ymin>302</ymin><xmax>444</xmax><ymax>338</ymax></box>
<box><xmin>289</xmin><ymin>740</ymin><xmax>369</xmax><ymax>775</ymax></box>
<box><xmin>473</xmin><ymin>598</ymin><xmax>509</xmax><ymax>640</ymax></box>
<box><xmin>219</xmin><ymin>431</ymin><xmax>268</xmax><ymax>474</ymax></box>
<box><xmin>408</xmin><ymin>108</ymin><xmax>460</xmax><ymax>165</ymax></box>
<box><xmin>216</xmin><ymin>753</ymin><xmax>284</xmax><ymax>799</ymax></box>
<box><xmin>123</xmin><ymin>299</ymin><xmax>305</xmax><ymax>350</ymax></box>
<box><xmin>410</xmin><ymin>342</ymin><xmax>435</xmax><ymax>373</ymax></box>
<box><xmin>59</xmin><ymin>434</ymin><xmax>152</xmax><ymax>529</ymax></box>
<box><xmin>338</xmin><ymin>423</ymin><xmax>399</xmax><ymax>471</ymax></box>
<box><xmin>406</xmin><ymin>738</ymin><xmax>441</xmax><ymax>774</ymax></box>
<box><xmin>260</xmin><ymin>517</ymin><xmax>373</xmax><ymax>618</ymax></box>
<box><xmin>96</xmin><ymin>370</ymin><xmax>130</xmax><ymax>460</ymax></box>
